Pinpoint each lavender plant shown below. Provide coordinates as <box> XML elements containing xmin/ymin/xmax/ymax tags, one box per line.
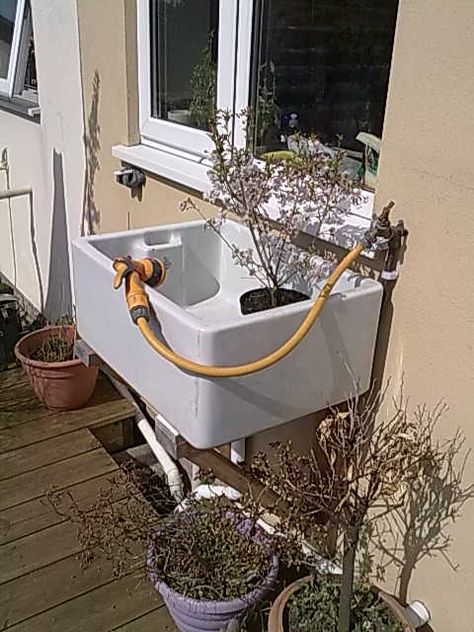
<box><xmin>180</xmin><ymin>110</ymin><xmax>361</xmax><ymax>310</ymax></box>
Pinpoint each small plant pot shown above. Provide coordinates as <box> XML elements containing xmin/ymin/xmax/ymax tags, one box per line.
<box><xmin>267</xmin><ymin>575</ymin><xmax>417</xmax><ymax>632</ymax></box>
<box><xmin>14</xmin><ymin>325</ymin><xmax>98</xmax><ymax>410</ymax></box>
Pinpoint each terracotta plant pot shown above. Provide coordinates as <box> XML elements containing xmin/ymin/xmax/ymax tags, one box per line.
<box><xmin>267</xmin><ymin>575</ymin><xmax>416</xmax><ymax>632</ymax></box>
<box><xmin>15</xmin><ymin>325</ymin><xmax>98</xmax><ymax>410</ymax></box>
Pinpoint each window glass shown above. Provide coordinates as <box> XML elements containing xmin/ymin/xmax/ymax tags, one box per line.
<box><xmin>150</xmin><ymin>0</ymin><xmax>219</xmax><ymax>131</ymax></box>
<box><xmin>21</xmin><ymin>4</ymin><xmax>37</xmax><ymax>96</ymax></box>
<box><xmin>0</xmin><ymin>0</ymin><xmax>18</xmax><ymax>79</ymax></box>
<box><xmin>250</xmin><ymin>0</ymin><xmax>398</xmax><ymax>159</ymax></box>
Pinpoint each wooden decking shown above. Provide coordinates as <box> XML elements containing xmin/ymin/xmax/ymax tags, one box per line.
<box><xmin>0</xmin><ymin>368</ymin><xmax>177</xmax><ymax>631</ymax></box>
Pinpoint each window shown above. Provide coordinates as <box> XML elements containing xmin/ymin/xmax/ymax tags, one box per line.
<box><xmin>0</xmin><ymin>0</ymin><xmax>38</xmax><ymax>111</ymax></box>
<box><xmin>150</xmin><ymin>0</ymin><xmax>219</xmax><ymax>132</ymax></box>
<box><xmin>250</xmin><ymin>0</ymin><xmax>398</xmax><ymax>161</ymax></box>
<box><xmin>138</xmin><ymin>0</ymin><xmax>252</xmax><ymax>158</ymax></box>
<box><xmin>117</xmin><ymin>1</ymin><xmax>397</xmax><ymax>192</ymax></box>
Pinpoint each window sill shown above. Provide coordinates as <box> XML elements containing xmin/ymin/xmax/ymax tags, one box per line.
<box><xmin>112</xmin><ymin>142</ymin><xmax>211</xmax><ymax>193</ymax></box>
<box><xmin>0</xmin><ymin>95</ymin><xmax>40</xmax><ymax>122</ymax></box>
<box><xmin>112</xmin><ymin>142</ymin><xmax>376</xmax><ymax>257</ymax></box>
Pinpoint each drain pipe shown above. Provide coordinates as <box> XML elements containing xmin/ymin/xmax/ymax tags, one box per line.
<box><xmin>105</xmin><ymin>372</ymin><xmax>184</xmax><ymax>502</ymax></box>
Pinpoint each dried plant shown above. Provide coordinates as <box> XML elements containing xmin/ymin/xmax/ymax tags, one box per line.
<box><xmin>47</xmin><ymin>462</ymin><xmax>173</xmax><ymax>576</ymax></box>
<box><xmin>31</xmin><ymin>336</ymin><xmax>73</xmax><ymax>362</ymax></box>
<box><xmin>47</xmin><ymin>462</ymin><xmax>288</xmax><ymax>603</ymax></box>
<box><xmin>30</xmin><ymin>317</ymin><xmax>76</xmax><ymax>363</ymax></box>
<box><xmin>251</xmin><ymin>388</ymin><xmax>460</xmax><ymax>632</ymax></box>
<box><xmin>180</xmin><ymin>110</ymin><xmax>361</xmax><ymax>308</ymax></box>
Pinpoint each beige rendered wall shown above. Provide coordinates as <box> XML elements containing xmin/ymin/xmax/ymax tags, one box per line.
<box><xmin>76</xmin><ymin>0</ymin><xmax>213</xmax><ymax>235</ymax></box>
<box><xmin>375</xmin><ymin>1</ymin><xmax>474</xmax><ymax>629</ymax></box>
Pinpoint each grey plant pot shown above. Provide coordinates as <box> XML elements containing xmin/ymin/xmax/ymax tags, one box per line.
<box><xmin>148</xmin><ymin>517</ymin><xmax>279</xmax><ymax>632</ymax></box>
<box><xmin>153</xmin><ymin>562</ymin><xmax>278</xmax><ymax>632</ymax></box>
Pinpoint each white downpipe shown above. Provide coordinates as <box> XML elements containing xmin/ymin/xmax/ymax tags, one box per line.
<box><xmin>0</xmin><ymin>187</ymin><xmax>32</xmax><ymax>201</ymax></box>
<box><xmin>136</xmin><ymin>416</ymin><xmax>184</xmax><ymax>502</ymax></box>
<box><xmin>107</xmin><ymin>374</ymin><xmax>184</xmax><ymax>502</ymax></box>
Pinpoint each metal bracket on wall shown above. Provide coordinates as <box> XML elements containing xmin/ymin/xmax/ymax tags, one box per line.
<box><xmin>115</xmin><ymin>166</ymin><xmax>146</xmax><ymax>191</ymax></box>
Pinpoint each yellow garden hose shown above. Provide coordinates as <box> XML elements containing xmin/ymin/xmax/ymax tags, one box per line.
<box><xmin>113</xmin><ymin>241</ymin><xmax>365</xmax><ymax>378</ymax></box>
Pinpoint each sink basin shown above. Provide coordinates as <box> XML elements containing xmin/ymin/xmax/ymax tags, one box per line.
<box><xmin>73</xmin><ymin>219</ymin><xmax>383</xmax><ymax>448</ymax></box>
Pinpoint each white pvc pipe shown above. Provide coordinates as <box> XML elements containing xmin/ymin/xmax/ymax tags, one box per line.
<box><xmin>0</xmin><ymin>187</ymin><xmax>31</xmax><ymax>201</ymax></box>
<box><xmin>404</xmin><ymin>601</ymin><xmax>431</xmax><ymax>628</ymax></box>
<box><xmin>136</xmin><ymin>416</ymin><xmax>184</xmax><ymax>501</ymax></box>
<box><xmin>107</xmin><ymin>374</ymin><xmax>184</xmax><ymax>502</ymax></box>
<box><xmin>230</xmin><ymin>439</ymin><xmax>246</xmax><ymax>464</ymax></box>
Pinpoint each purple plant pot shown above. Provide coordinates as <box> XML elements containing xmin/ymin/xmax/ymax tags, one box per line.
<box><xmin>148</xmin><ymin>517</ymin><xmax>279</xmax><ymax>632</ymax></box>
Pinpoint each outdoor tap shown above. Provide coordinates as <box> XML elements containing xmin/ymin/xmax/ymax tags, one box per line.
<box><xmin>362</xmin><ymin>201</ymin><xmax>395</xmax><ymax>248</ymax></box>
<box><xmin>362</xmin><ymin>201</ymin><xmax>408</xmax><ymax>282</ymax></box>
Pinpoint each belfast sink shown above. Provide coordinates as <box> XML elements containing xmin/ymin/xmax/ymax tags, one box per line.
<box><xmin>72</xmin><ymin>219</ymin><xmax>383</xmax><ymax>449</ymax></box>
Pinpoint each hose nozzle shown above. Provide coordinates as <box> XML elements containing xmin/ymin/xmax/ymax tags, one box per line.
<box><xmin>113</xmin><ymin>256</ymin><xmax>167</xmax><ymax>289</ymax></box>
<box><xmin>113</xmin><ymin>256</ymin><xmax>167</xmax><ymax>323</ymax></box>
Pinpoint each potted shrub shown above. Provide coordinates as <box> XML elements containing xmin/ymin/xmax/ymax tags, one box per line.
<box><xmin>251</xmin><ymin>391</ymin><xmax>462</xmax><ymax>631</ymax></box>
<box><xmin>73</xmin><ymin>111</ymin><xmax>384</xmax><ymax>448</ymax></box>
<box><xmin>14</xmin><ymin>322</ymin><xmax>98</xmax><ymax>409</ymax></box>
<box><xmin>180</xmin><ymin>111</ymin><xmax>362</xmax><ymax>313</ymax></box>
<box><xmin>49</xmin><ymin>469</ymin><xmax>281</xmax><ymax>632</ymax></box>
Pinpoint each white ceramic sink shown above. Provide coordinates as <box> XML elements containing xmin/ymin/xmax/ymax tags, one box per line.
<box><xmin>73</xmin><ymin>219</ymin><xmax>383</xmax><ymax>448</ymax></box>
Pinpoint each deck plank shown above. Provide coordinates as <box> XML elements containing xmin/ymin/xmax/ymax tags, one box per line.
<box><xmin>0</xmin><ymin>397</ymin><xmax>52</xmax><ymax>430</ymax></box>
<box><xmin>113</xmin><ymin>606</ymin><xmax>177</xmax><ymax>631</ymax></box>
<box><xmin>0</xmin><ymin>472</ymin><xmax>119</xmax><ymax>545</ymax></box>
<box><xmin>0</xmin><ymin>372</ymin><xmax>134</xmax><ymax>453</ymax></box>
<box><xmin>6</xmin><ymin>572</ymin><xmax>164</xmax><ymax>632</ymax></box>
<box><xmin>0</xmin><ymin>368</ymin><xmax>29</xmax><ymax>390</ymax></box>
<box><xmin>0</xmin><ymin>400</ymin><xmax>133</xmax><ymax>454</ymax></box>
<box><xmin>0</xmin><ymin>518</ymin><xmax>83</xmax><ymax>583</ymax></box>
<box><xmin>0</xmin><ymin>372</ymin><xmax>132</xmax><ymax>432</ymax></box>
<box><xmin>0</xmin><ymin>553</ymin><xmax>120</xmax><ymax>627</ymax></box>
<box><xmin>0</xmin><ymin>367</ymin><xmax>177</xmax><ymax>631</ymax></box>
<box><xmin>0</xmin><ymin>449</ymin><xmax>116</xmax><ymax>511</ymax></box>
<box><xmin>0</xmin><ymin>429</ymin><xmax>100</xmax><ymax>480</ymax></box>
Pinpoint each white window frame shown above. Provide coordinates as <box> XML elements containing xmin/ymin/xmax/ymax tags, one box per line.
<box><xmin>0</xmin><ymin>0</ymin><xmax>26</xmax><ymax>97</ymax></box>
<box><xmin>114</xmin><ymin>0</ymin><xmax>254</xmax><ymax>191</ymax></box>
